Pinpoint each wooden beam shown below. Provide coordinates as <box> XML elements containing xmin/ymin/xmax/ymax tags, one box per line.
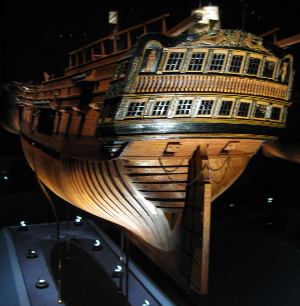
<box><xmin>69</xmin><ymin>14</ymin><xmax>170</xmax><ymax>56</ymax></box>
<box><xmin>162</xmin><ymin>18</ymin><xmax>167</xmax><ymax>34</ymax></box>
<box><xmin>259</xmin><ymin>27</ymin><xmax>280</xmax><ymax>38</ymax></box>
<box><xmin>166</xmin><ymin>15</ymin><xmax>196</xmax><ymax>36</ymax></box>
<box><xmin>276</xmin><ymin>34</ymin><xmax>300</xmax><ymax>48</ymax></box>
<box><xmin>183</xmin><ymin>145</ymin><xmax>212</xmax><ymax>295</ymax></box>
<box><xmin>127</xmin><ymin>32</ymin><xmax>132</xmax><ymax>49</ymax></box>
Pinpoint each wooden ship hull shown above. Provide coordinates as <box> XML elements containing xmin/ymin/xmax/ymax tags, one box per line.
<box><xmin>0</xmin><ymin>10</ymin><xmax>294</xmax><ymax>294</ymax></box>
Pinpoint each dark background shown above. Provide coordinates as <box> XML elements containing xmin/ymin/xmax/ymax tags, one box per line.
<box><xmin>1</xmin><ymin>0</ymin><xmax>300</xmax><ymax>259</ymax></box>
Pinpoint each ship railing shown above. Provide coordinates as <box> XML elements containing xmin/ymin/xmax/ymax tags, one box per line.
<box><xmin>67</xmin><ymin>14</ymin><xmax>169</xmax><ymax>70</ymax></box>
<box><xmin>14</xmin><ymin>81</ymin><xmax>39</xmax><ymax>91</ymax></box>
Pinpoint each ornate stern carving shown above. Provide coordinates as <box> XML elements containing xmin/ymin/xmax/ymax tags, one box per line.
<box><xmin>179</xmin><ymin>30</ymin><xmax>272</xmax><ymax>54</ymax></box>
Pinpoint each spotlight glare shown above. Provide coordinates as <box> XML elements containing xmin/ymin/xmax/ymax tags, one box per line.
<box><xmin>92</xmin><ymin>239</ymin><xmax>103</xmax><ymax>251</ymax></box>
<box><xmin>74</xmin><ymin>216</ymin><xmax>83</xmax><ymax>226</ymax></box>
<box><xmin>18</xmin><ymin>220</ymin><xmax>28</xmax><ymax>231</ymax></box>
<box><xmin>36</xmin><ymin>278</ymin><xmax>49</xmax><ymax>289</ymax></box>
<box><xmin>112</xmin><ymin>264</ymin><xmax>123</xmax><ymax>277</ymax></box>
<box><xmin>115</xmin><ymin>265</ymin><xmax>122</xmax><ymax>272</ymax></box>
<box><xmin>27</xmin><ymin>249</ymin><xmax>38</xmax><ymax>259</ymax></box>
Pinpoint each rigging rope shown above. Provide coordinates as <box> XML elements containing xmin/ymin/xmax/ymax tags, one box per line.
<box><xmin>158</xmin><ymin>154</ymin><xmax>232</xmax><ymax>186</ymax></box>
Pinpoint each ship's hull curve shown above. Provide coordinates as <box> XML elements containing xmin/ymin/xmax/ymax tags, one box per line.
<box><xmin>20</xmin><ymin>135</ymin><xmax>262</xmax><ymax>251</ymax></box>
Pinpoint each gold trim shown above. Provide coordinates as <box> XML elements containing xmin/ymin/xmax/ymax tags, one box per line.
<box><xmin>115</xmin><ymin>133</ymin><xmax>278</xmax><ymax>141</ymax></box>
<box><xmin>123</xmin><ymin>93</ymin><xmax>291</xmax><ymax>106</ymax></box>
<box><xmin>162</xmin><ymin>49</ymin><xmax>188</xmax><ymax>72</ymax></box>
<box><xmin>134</xmin><ymin>74</ymin><xmax>288</xmax><ymax>101</ymax></box>
<box><xmin>115</xmin><ymin>117</ymin><xmax>284</xmax><ymax>128</ymax></box>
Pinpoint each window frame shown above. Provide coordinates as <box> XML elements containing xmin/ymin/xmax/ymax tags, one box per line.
<box><xmin>235</xmin><ymin>99</ymin><xmax>252</xmax><ymax>119</ymax></box>
<box><xmin>269</xmin><ymin>104</ymin><xmax>283</xmax><ymax>122</ymax></box>
<box><xmin>226</xmin><ymin>51</ymin><xmax>246</xmax><ymax>74</ymax></box>
<box><xmin>162</xmin><ymin>48</ymin><xmax>187</xmax><ymax>72</ymax></box>
<box><xmin>147</xmin><ymin>98</ymin><xmax>172</xmax><ymax>118</ymax></box>
<box><xmin>174</xmin><ymin>97</ymin><xmax>194</xmax><ymax>117</ymax></box>
<box><xmin>261</xmin><ymin>57</ymin><xmax>277</xmax><ymax>79</ymax></box>
<box><xmin>245</xmin><ymin>53</ymin><xmax>263</xmax><ymax>77</ymax></box>
<box><xmin>195</xmin><ymin>97</ymin><xmax>217</xmax><ymax>117</ymax></box>
<box><xmin>216</xmin><ymin>98</ymin><xmax>235</xmax><ymax>118</ymax></box>
<box><xmin>186</xmin><ymin>48</ymin><xmax>209</xmax><ymax>73</ymax></box>
<box><xmin>252</xmin><ymin>101</ymin><xmax>269</xmax><ymax>120</ymax></box>
<box><xmin>207</xmin><ymin>50</ymin><xmax>228</xmax><ymax>73</ymax></box>
<box><xmin>125</xmin><ymin>99</ymin><xmax>147</xmax><ymax>118</ymax></box>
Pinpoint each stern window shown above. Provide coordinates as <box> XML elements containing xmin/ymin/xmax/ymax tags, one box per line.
<box><xmin>229</xmin><ymin>55</ymin><xmax>243</xmax><ymax>73</ymax></box>
<box><xmin>126</xmin><ymin>102</ymin><xmax>145</xmax><ymax>117</ymax></box>
<box><xmin>176</xmin><ymin>99</ymin><xmax>193</xmax><ymax>115</ymax></box>
<box><xmin>254</xmin><ymin>103</ymin><xmax>267</xmax><ymax>118</ymax></box>
<box><xmin>152</xmin><ymin>101</ymin><xmax>170</xmax><ymax>116</ymax></box>
<box><xmin>263</xmin><ymin>61</ymin><xmax>275</xmax><ymax>78</ymax></box>
<box><xmin>247</xmin><ymin>58</ymin><xmax>261</xmax><ymax>75</ymax></box>
<box><xmin>218</xmin><ymin>101</ymin><xmax>233</xmax><ymax>116</ymax></box>
<box><xmin>188</xmin><ymin>52</ymin><xmax>206</xmax><ymax>71</ymax></box>
<box><xmin>270</xmin><ymin>106</ymin><xmax>281</xmax><ymax>121</ymax></box>
<box><xmin>237</xmin><ymin>102</ymin><xmax>251</xmax><ymax>117</ymax></box>
<box><xmin>209</xmin><ymin>53</ymin><xmax>225</xmax><ymax>71</ymax></box>
<box><xmin>198</xmin><ymin>100</ymin><xmax>214</xmax><ymax>115</ymax></box>
<box><xmin>165</xmin><ymin>52</ymin><xmax>184</xmax><ymax>71</ymax></box>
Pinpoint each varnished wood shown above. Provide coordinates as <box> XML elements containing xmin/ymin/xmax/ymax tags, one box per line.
<box><xmin>1</xmin><ymin>9</ymin><xmax>295</xmax><ymax>296</ymax></box>
<box><xmin>276</xmin><ymin>34</ymin><xmax>300</xmax><ymax>48</ymax></box>
<box><xmin>134</xmin><ymin>74</ymin><xmax>288</xmax><ymax>99</ymax></box>
<box><xmin>259</xmin><ymin>27</ymin><xmax>280</xmax><ymax>38</ymax></box>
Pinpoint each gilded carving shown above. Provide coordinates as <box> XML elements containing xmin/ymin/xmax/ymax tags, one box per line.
<box><xmin>124</xmin><ymin>57</ymin><xmax>142</xmax><ymax>93</ymax></box>
<box><xmin>179</xmin><ymin>30</ymin><xmax>272</xmax><ymax>55</ymax></box>
<box><xmin>198</xmin><ymin>30</ymin><xmax>229</xmax><ymax>45</ymax></box>
<box><xmin>140</xmin><ymin>48</ymin><xmax>162</xmax><ymax>73</ymax></box>
<box><xmin>145</xmin><ymin>49</ymin><xmax>157</xmax><ymax>72</ymax></box>
<box><xmin>279</xmin><ymin>61</ymin><xmax>289</xmax><ymax>83</ymax></box>
<box><xmin>230</xmin><ymin>31</ymin><xmax>242</xmax><ymax>46</ymax></box>
<box><xmin>241</xmin><ymin>33</ymin><xmax>269</xmax><ymax>52</ymax></box>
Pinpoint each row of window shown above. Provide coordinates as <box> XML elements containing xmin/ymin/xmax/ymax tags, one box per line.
<box><xmin>142</xmin><ymin>47</ymin><xmax>288</xmax><ymax>82</ymax></box>
<box><xmin>124</xmin><ymin>98</ymin><xmax>285</xmax><ymax>122</ymax></box>
<box><xmin>164</xmin><ymin>51</ymin><xmax>276</xmax><ymax>77</ymax></box>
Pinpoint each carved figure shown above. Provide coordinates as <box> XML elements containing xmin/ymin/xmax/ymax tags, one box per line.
<box><xmin>243</xmin><ymin>33</ymin><xmax>268</xmax><ymax>52</ymax></box>
<box><xmin>144</xmin><ymin>49</ymin><xmax>158</xmax><ymax>72</ymax></box>
<box><xmin>280</xmin><ymin>61</ymin><xmax>289</xmax><ymax>83</ymax></box>
<box><xmin>199</xmin><ymin>31</ymin><xmax>228</xmax><ymax>45</ymax></box>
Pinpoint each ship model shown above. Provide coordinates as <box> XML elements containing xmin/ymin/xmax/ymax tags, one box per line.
<box><xmin>0</xmin><ymin>5</ymin><xmax>296</xmax><ymax>294</ymax></box>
